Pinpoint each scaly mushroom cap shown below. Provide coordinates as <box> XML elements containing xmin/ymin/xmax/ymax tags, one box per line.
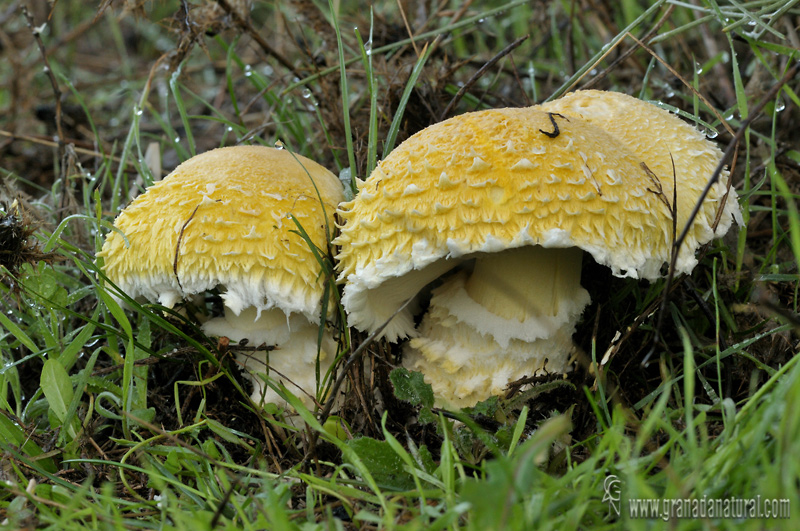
<box><xmin>99</xmin><ymin>145</ymin><xmax>343</xmax><ymax>320</ymax></box>
<box><xmin>538</xmin><ymin>90</ymin><xmax>741</xmax><ymax>257</ymax></box>
<box><xmin>335</xmin><ymin>107</ymin><xmax>696</xmax><ymax>340</ymax></box>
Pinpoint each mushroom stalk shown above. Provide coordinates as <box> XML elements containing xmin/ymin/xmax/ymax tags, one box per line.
<box><xmin>465</xmin><ymin>246</ymin><xmax>586</xmax><ymax>324</ymax></box>
<box><xmin>403</xmin><ymin>246</ymin><xmax>590</xmax><ymax>407</ymax></box>
<box><xmin>203</xmin><ymin>307</ymin><xmax>337</xmax><ymax>410</ymax></box>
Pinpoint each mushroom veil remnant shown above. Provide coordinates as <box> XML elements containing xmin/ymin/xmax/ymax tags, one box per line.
<box><xmin>334</xmin><ymin>99</ymin><xmax>740</xmax><ymax>408</ymax></box>
<box><xmin>99</xmin><ymin>145</ymin><xmax>345</xmax><ymax>412</ymax></box>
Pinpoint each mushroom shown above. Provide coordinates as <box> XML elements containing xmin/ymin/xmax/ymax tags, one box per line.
<box><xmin>99</xmin><ymin>145</ymin><xmax>344</xmax><ymax>412</ymax></box>
<box><xmin>334</xmin><ymin>103</ymin><xmax>740</xmax><ymax>408</ymax></box>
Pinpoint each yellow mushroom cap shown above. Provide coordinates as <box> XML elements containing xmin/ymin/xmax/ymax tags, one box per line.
<box><xmin>538</xmin><ymin>89</ymin><xmax>741</xmax><ymax>259</ymax></box>
<box><xmin>99</xmin><ymin>146</ymin><xmax>343</xmax><ymax>319</ymax></box>
<box><xmin>335</xmin><ymin>107</ymin><xmax>703</xmax><ymax>340</ymax></box>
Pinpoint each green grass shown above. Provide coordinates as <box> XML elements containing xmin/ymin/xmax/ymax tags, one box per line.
<box><xmin>1</xmin><ymin>0</ymin><xmax>800</xmax><ymax>529</ymax></box>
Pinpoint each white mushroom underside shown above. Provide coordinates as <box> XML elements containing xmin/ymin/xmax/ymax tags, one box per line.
<box><xmin>113</xmin><ymin>274</ymin><xmax>321</xmax><ymax>323</ymax></box>
<box><xmin>341</xmin><ymin>257</ymin><xmax>461</xmax><ymax>342</ymax></box>
<box><xmin>403</xmin><ymin>246</ymin><xmax>591</xmax><ymax>408</ymax></box>
<box><xmin>340</xmin><ymin>218</ymin><xmax>723</xmax><ymax>342</ymax></box>
<box><xmin>202</xmin><ymin>307</ymin><xmax>337</xmax><ymax>409</ymax></box>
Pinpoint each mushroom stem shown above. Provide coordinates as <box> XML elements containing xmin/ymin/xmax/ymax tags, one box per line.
<box><xmin>403</xmin><ymin>246</ymin><xmax>591</xmax><ymax>408</ymax></box>
<box><xmin>464</xmin><ymin>246</ymin><xmax>586</xmax><ymax>325</ymax></box>
<box><xmin>240</xmin><ymin>325</ymin><xmax>338</xmax><ymax>410</ymax></box>
<box><xmin>203</xmin><ymin>307</ymin><xmax>337</xmax><ymax>410</ymax></box>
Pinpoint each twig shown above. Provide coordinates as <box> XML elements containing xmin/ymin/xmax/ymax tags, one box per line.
<box><xmin>507</xmin><ymin>54</ymin><xmax>532</xmax><ymax>106</ymax></box>
<box><xmin>214</xmin><ymin>0</ymin><xmax>303</xmax><ymax>82</ymax></box>
<box><xmin>439</xmin><ymin>34</ymin><xmax>529</xmax><ymax>120</ymax></box>
<box><xmin>582</xmin><ymin>5</ymin><xmax>676</xmax><ymax>91</ymax></box>
<box><xmin>317</xmin><ymin>296</ymin><xmax>417</xmax><ymax>425</ymax></box>
<box><xmin>22</xmin><ymin>8</ymin><xmax>64</xmax><ymax>150</ymax></box>
<box><xmin>174</xmin><ymin>203</ymin><xmax>203</xmax><ymax>291</ymax></box>
<box><xmin>626</xmin><ymin>32</ymin><xmax>735</xmax><ymax>137</ymax></box>
<box><xmin>560</xmin><ymin>35</ymin><xmax>627</xmax><ymax>97</ymax></box>
<box><xmin>0</xmin><ymin>130</ymin><xmax>123</xmax><ymax>163</ymax></box>
<box><xmin>396</xmin><ymin>0</ymin><xmax>420</xmax><ymax>57</ymax></box>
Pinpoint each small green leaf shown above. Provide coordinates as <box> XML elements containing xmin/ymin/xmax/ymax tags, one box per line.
<box><xmin>323</xmin><ymin>415</ymin><xmax>351</xmax><ymax>441</ymax></box>
<box><xmin>164</xmin><ymin>448</ymin><xmax>182</xmax><ymax>474</ymax></box>
<box><xmin>207</xmin><ymin>417</ymin><xmax>250</xmax><ymax>450</ymax></box>
<box><xmin>41</xmin><ymin>358</ymin><xmax>74</xmax><ymax>423</ymax></box>
<box><xmin>346</xmin><ymin>436</ymin><xmax>415</xmax><ymax>491</ymax></box>
<box><xmin>129</xmin><ymin>407</ymin><xmax>156</xmax><ymax>425</ymax></box>
<box><xmin>202</xmin><ymin>439</ymin><xmax>222</xmax><ymax>460</ymax></box>
<box><xmin>390</xmin><ymin>367</ymin><xmax>434</xmax><ymax>408</ymax></box>
<box><xmin>417</xmin><ymin>408</ymin><xmax>437</xmax><ymax>425</ymax></box>
<box><xmin>466</xmin><ymin>395</ymin><xmax>500</xmax><ymax>417</ymax></box>
<box><xmin>21</xmin><ymin>265</ymin><xmax>69</xmax><ymax>307</ymax></box>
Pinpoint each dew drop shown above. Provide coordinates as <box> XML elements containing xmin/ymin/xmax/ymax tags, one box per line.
<box><xmin>243</xmin><ymin>65</ymin><xmax>253</xmax><ymax>77</ymax></box>
<box><xmin>301</xmin><ymin>88</ymin><xmax>312</xmax><ymax>99</ymax></box>
<box><xmin>275</xmin><ymin>140</ymin><xmax>285</xmax><ymax>150</ymax></box>
<box><xmin>364</xmin><ymin>39</ymin><xmax>372</xmax><ymax>56</ymax></box>
<box><xmin>775</xmin><ymin>100</ymin><xmax>786</xmax><ymax>112</ymax></box>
